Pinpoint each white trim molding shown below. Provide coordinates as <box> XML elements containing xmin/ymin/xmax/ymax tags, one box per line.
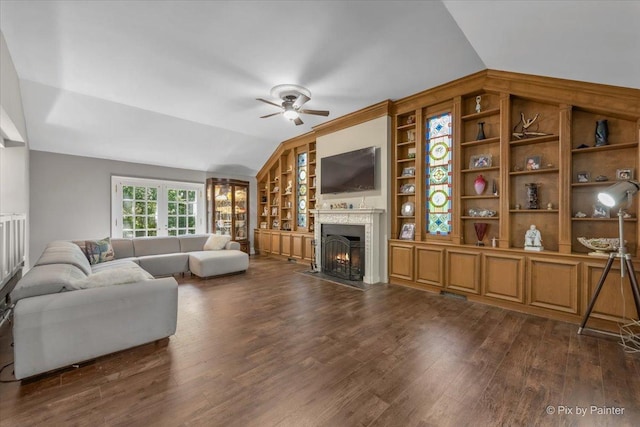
<box><xmin>312</xmin><ymin>208</ymin><xmax>384</xmax><ymax>284</ymax></box>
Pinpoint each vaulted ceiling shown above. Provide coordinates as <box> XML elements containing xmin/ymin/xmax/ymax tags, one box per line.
<box><xmin>1</xmin><ymin>1</ymin><xmax>638</xmax><ymax>175</ymax></box>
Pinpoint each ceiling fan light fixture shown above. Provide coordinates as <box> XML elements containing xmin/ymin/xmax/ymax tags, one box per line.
<box><xmin>283</xmin><ymin>109</ymin><xmax>299</xmax><ymax>120</ymax></box>
<box><xmin>257</xmin><ymin>84</ymin><xmax>328</xmax><ymax>126</ymax></box>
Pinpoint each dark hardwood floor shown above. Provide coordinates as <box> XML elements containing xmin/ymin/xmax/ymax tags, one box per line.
<box><xmin>1</xmin><ymin>256</ymin><xmax>639</xmax><ymax>426</ymax></box>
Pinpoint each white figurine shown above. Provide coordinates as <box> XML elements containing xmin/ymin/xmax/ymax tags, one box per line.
<box><xmin>524</xmin><ymin>224</ymin><xmax>543</xmax><ymax>251</ymax></box>
<box><xmin>284</xmin><ymin>180</ymin><xmax>292</xmax><ymax>194</ymax></box>
<box><xmin>475</xmin><ymin>95</ymin><xmax>482</xmax><ymax>113</ymax></box>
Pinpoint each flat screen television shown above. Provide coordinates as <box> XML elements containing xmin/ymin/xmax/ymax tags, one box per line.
<box><xmin>320</xmin><ymin>147</ymin><xmax>376</xmax><ymax>194</ymax></box>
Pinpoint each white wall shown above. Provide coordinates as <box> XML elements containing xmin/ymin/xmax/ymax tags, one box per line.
<box><xmin>1</xmin><ymin>30</ymin><xmax>30</xmax><ymax>266</ymax></box>
<box><xmin>0</xmin><ymin>142</ymin><xmax>29</xmax><ymax>214</ymax></box>
<box><xmin>29</xmin><ymin>151</ymin><xmax>256</xmax><ymax>266</ymax></box>
<box><xmin>316</xmin><ymin>116</ymin><xmax>391</xmax><ymax>281</ymax></box>
<box><xmin>0</xmin><ymin>31</ymin><xmax>27</xmax><ymax>142</ymax></box>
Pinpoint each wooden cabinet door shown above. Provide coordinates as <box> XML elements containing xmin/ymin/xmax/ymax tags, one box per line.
<box><xmin>446</xmin><ymin>249</ymin><xmax>480</xmax><ymax>294</ymax></box>
<box><xmin>291</xmin><ymin>234</ymin><xmax>303</xmax><ymax>259</ymax></box>
<box><xmin>270</xmin><ymin>233</ymin><xmax>281</xmax><ymax>255</ymax></box>
<box><xmin>260</xmin><ymin>231</ymin><xmax>271</xmax><ymax>254</ymax></box>
<box><xmin>281</xmin><ymin>233</ymin><xmax>291</xmax><ymax>256</ymax></box>
<box><xmin>389</xmin><ymin>242</ymin><xmax>414</xmax><ymax>281</ymax></box>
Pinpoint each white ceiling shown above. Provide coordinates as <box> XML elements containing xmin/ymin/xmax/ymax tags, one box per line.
<box><xmin>1</xmin><ymin>1</ymin><xmax>638</xmax><ymax>175</ymax></box>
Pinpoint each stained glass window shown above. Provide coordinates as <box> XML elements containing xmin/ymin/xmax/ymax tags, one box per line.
<box><xmin>426</xmin><ymin>113</ymin><xmax>452</xmax><ymax>235</ymax></box>
<box><xmin>297</xmin><ymin>152</ymin><xmax>308</xmax><ymax>228</ymax></box>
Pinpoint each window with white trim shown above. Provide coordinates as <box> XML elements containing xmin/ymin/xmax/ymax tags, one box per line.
<box><xmin>111</xmin><ymin>176</ymin><xmax>205</xmax><ymax>238</ymax></box>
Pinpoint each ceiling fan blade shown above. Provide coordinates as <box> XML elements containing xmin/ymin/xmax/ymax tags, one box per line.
<box><xmin>300</xmin><ymin>109</ymin><xmax>330</xmax><ymax>117</ymax></box>
<box><xmin>256</xmin><ymin>98</ymin><xmax>282</xmax><ymax>108</ymax></box>
<box><xmin>260</xmin><ymin>112</ymin><xmax>282</xmax><ymax>119</ymax></box>
<box><xmin>294</xmin><ymin>117</ymin><xmax>304</xmax><ymax>126</ymax></box>
<box><xmin>293</xmin><ymin>94</ymin><xmax>310</xmax><ymax>110</ymax></box>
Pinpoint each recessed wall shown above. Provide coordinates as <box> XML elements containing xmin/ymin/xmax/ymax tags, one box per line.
<box><xmin>316</xmin><ymin>115</ymin><xmax>391</xmax><ymax>281</ymax></box>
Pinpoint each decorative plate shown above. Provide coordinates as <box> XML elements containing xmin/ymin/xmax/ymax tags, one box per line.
<box><xmin>299</xmin><ymin>199</ymin><xmax>306</xmax><ymax>211</ymax></box>
<box><xmin>401</xmin><ymin>184</ymin><xmax>415</xmax><ymax>194</ymax></box>
<box><xmin>299</xmin><ymin>169</ymin><xmax>307</xmax><ymax>182</ymax></box>
<box><xmin>577</xmin><ymin>237</ymin><xmax>623</xmax><ymax>256</ymax></box>
<box><xmin>401</xmin><ymin>202</ymin><xmax>415</xmax><ymax>217</ymax></box>
<box><xmin>299</xmin><ymin>184</ymin><xmax>307</xmax><ymax>196</ymax></box>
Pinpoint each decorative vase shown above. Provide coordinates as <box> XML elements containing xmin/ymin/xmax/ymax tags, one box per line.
<box><xmin>476</xmin><ymin>122</ymin><xmax>486</xmax><ymax>140</ymax></box>
<box><xmin>474</xmin><ymin>223</ymin><xmax>488</xmax><ymax>246</ymax></box>
<box><xmin>474</xmin><ymin>174</ymin><xmax>487</xmax><ymax>195</ymax></box>
<box><xmin>526</xmin><ymin>183</ymin><xmax>539</xmax><ymax>209</ymax></box>
<box><xmin>595</xmin><ymin>119</ymin><xmax>608</xmax><ymax>146</ymax></box>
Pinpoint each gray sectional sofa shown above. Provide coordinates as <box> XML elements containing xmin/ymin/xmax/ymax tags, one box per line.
<box><xmin>110</xmin><ymin>234</ymin><xmax>249</xmax><ymax>278</ymax></box>
<box><xmin>10</xmin><ymin>234</ymin><xmax>248</xmax><ymax>379</ymax></box>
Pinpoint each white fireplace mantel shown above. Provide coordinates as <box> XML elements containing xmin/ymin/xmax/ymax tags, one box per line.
<box><xmin>312</xmin><ymin>209</ymin><xmax>385</xmax><ymax>284</ymax></box>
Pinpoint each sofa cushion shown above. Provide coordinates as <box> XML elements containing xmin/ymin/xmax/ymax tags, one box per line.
<box><xmin>179</xmin><ymin>234</ymin><xmax>209</xmax><ymax>253</ymax></box>
<box><xmin>46</xmin><ymin>241</ymin><xmax>79</xmax><ymax>250</ymax></box>
<box><xmin>137</xmin><ymin>253</ymin><xmax>189</xmax><ymax>277</ymax></box>
<box><xmin>133</xmin><ymin>237</ymin><xmax>180</xmax><ymax>257</ymax></box>
<box><xmin>188</xmin><ymin>250</ymin><xmax>248</xmax><ymax>278</ymax></box>
<box><xmin>91</xmin><ymin>259</ymin><xmax>141</xmax><ymax>273</ymax></box>
<box><xmin>74</xmin><ymin>265</ymin><xmax>154</xmax><ymax>289</ymax></box>
<box><xmin>73</xmin><ymin>237</ymin><xmax>116</xmax><ymax>265</ymax></box>
<box><xmin>204</xmin><ymin>234</ymin><xmax>231</xmax><ymax>250</ymax></box>
<box><xmin>111</xmin><ymin>238</ymin><xmax>135</xmax><ymax>259</ymax></box>
<box><xmin>226</xmin><ymin>241</ymin><xmax>241</xmax><ymax>251</ymax></box>
<box><xmin>10</xmin><ymin>264</ymin><xmax>88</xmax><ymax>303</ymax></box>
<box><xmin>35</xmin><ymin>246</ymin><xmax>92</xmax><ymax>275</ymax></box>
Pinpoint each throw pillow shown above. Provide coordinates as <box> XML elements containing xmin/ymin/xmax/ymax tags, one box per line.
<box><xmin>74</xmin><ymin>237</ymin><xmax>116</xmax><ymax>265</ymax></box>
<box><xmin>204</xmin><ymin>234</ymin><xmax>231</xmax><ymax>251</ymax></box>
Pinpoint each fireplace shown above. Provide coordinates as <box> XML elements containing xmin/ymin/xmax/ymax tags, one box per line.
<box><xmin>312</xmin><ymin>208</ymin><xmax>384</xmax><ymax>284</ymax></box>
<box><xmin>322</xmin><ymin>224</ymin><xmax>365</xmax><ymax>281</ymax></box>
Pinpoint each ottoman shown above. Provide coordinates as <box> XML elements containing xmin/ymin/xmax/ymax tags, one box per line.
<box><xmin>188</xmin><ymin>250</ymin><xmax>249</xmax><ymax>278</ymax></box>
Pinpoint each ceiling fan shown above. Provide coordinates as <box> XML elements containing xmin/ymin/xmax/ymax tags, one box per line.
<box><xmin>257</xmin><ymin>84</ymin><xmax>329</xmax><ymax>126</ymax></box>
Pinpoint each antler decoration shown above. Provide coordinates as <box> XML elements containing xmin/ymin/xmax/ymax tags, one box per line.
<box><xmin>521</xmin><ymin>113</ymin><xmax>539</xmax><ymax>130</ymax></box>
<box><xmin>513</xmin><ymin>112</ymin><xmax>548</xmax><ymax>139</ymax></box>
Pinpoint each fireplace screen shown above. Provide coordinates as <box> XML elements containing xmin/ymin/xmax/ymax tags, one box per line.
<box><xmin>322</xmin><ymin>234</ymin><xmax>364</xmax><ymax>281</ymax></box>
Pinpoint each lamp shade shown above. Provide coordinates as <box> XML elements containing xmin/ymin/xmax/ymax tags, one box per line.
<box><xmin>597</xmin><ymin>180</ymin><xmax>640</xmax><ymax>207</ymax></box>
<box><xmin>283</xmin><ymin>109</ymin><xmax>299</xmax><ymax>120</ymax></box>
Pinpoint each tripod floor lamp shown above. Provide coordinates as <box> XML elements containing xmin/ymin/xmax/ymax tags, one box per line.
<box><xmin>578</xmin><ymin>179</ymin><xmax>640</xmax><ymax>335</ymax></box>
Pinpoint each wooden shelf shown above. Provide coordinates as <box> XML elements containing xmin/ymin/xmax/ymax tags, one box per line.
<box><xmin>461</xmin><ymin>195</ymin><xmax>499</xmax><ymax>200</ymax></box>
<box><xmin>461</xmin><ymin>107</ymin><xmax>501</xmax><ymax>121</ymax></box>
<box><xmin>509</xmin><ymin>168</ymin><xmax>559</xmax><ymax>176</ymax></box>
<box><xmin>461</xmin><ymin>216</ymin><xmax>499</xmax><ymax>220</ymax></box>
<box><xmin>571</xmin><ymin>141</ymin><xmax>637</xmax><ymax>154</ymax></box>
<box><xmin>397</xmin><ymin>123</ymin><xmax>416</xmax><ymax>131</ymax></box>
<box><xmin>397</xmin><ymin>141</ymin><xmax>416</xmax><ymax>147</ymax></box>
<box><xmin>461</xmin><ymin>166</ymin><xmax>500</xmax><ymax>174</ymax></box>
<box><xmin>509</xmin><ymin>134</ymin><xmax>559</xmax><ymax>146</ymax></box>
<box><xmin>398</xmin><ymin>158</ymin><xmax>417</xmax><ymax>163</ymax></box>
<box><xmin>461</xmin><ymin>136</ymin><xmax>501</xmax><ymax>147</ymax></box>
<box><xmin>510</xmin><ymin>209</ymin><xmax>559</xmax><ymax>213</ymax></box>
<box><xmin>572</xmin><ymin>217</ymin><xmax>637</xmax><ymax>222</ymax></box>
<box><xmin>571</xmin><ymin>181</ymin><xmax>615</xmax><ymax>187</ymax></box>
